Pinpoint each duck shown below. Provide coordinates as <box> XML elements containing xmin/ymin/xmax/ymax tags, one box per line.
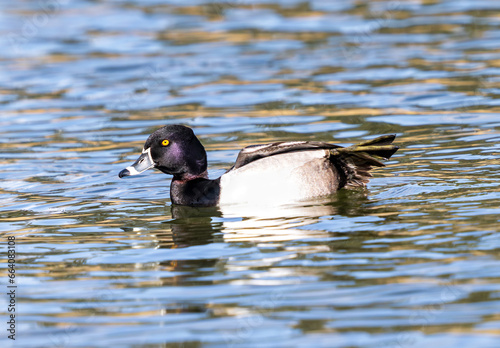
<box><xmin>118</xmin><ymin>125</ymin><xmax>399</xmax><ymax>206</ymax></box>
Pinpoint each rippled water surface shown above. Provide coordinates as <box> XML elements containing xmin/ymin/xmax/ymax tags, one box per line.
<box><xmin>1</xmin><ymin>0</ymin><xmax>500</xmax><ymax>347</ymax></box>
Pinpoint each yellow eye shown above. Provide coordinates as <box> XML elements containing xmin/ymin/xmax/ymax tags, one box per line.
<box><xmin>161</xmin><ymin>139</ymin><xmax>170</xmax><ymax>146</ymax></box>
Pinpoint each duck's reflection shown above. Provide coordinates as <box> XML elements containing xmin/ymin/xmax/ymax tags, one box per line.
<box><xmin>140</xmin><ymin>190</ymin><xmax>371</xmax><ymax>319</ymax></box>
<box><xmin>155</xmin><ymin>205</ymin><xmax>224</xmax><ymax>283</ymax></box>
<box><xmin>168</xmin><ymin>205</ymin><xmax>223</xmax><ymax>248</ymax></box>
<box><xmin>219</xmin><ymin>190</ymin><xmax>369</xmax><ymax>242</ymax></box>
<box><xmin>148</xmin><ymin>190</ymin><xmax>371</xmax><ymax>297</ymax></box>
<box><xmin>162</xmin><ymin>189</ymin><xmax>370</xmax><ymax>246</ymax></box>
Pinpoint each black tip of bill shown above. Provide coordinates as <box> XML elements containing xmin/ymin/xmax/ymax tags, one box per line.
<box><xmin>118</xmin><ymin>168</ymin><xmax>130</xmax><ymax>178</ymax></box>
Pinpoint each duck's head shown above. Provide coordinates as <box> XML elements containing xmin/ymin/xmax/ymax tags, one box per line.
<box><xmin>118</xmin><ymin>125</ymin><xmax>207</xmax><ymax>180</ymax></box>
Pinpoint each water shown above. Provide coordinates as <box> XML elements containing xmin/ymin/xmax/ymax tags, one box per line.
<box><xmin>1</xmin><ymin>0</ymin><xmax>500</xmax><ymax>347</ymax></box>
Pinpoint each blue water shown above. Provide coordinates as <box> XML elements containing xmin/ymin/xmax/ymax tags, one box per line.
<box><xmin>1</xmin><ymin>0</ymin><xmax>500</xmax><ymax>347</ymax></box>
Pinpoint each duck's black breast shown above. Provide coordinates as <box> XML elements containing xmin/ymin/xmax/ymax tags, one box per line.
<box><xmin>170</xmin><ymin>177</ymin><xmax>221</xmax><ymax>206</ymax></box>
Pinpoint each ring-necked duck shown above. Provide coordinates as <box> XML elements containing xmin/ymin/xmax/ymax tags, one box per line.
<box><xmin>119</xmin><ymin>125</ymin><xmax>398</xmax><ymax>206</ymax></box>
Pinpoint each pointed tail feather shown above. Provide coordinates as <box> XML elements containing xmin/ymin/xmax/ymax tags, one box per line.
<box><xmin>330</xmin><ymin>135</ymin><xmax>399</xmax><ymax>188</ymax></box>
<box><xmin>357</xmin><ymin>134</ymin><xmax>397</xmax><ymax>147</ymax></box>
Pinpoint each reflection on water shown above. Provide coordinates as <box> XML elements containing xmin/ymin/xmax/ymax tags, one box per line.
<box><xmin>1</xmin><ymin>0</ymin><xmax>500</xmax><ymax>347</ymax></box>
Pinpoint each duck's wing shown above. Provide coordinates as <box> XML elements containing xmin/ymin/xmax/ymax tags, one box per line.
<box><xmin>231</xmin><ymin>135</ymin><xmax>399</xmax><ymax>182</ymax></box>
<box><xmin>232</xmin><ymin>141</ymin><xmax>342</xmax><ymax>170</ymax></box>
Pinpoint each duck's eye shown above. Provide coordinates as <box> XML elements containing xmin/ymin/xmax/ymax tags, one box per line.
<box><xmin>161</xmin><ymin>140</ymin><xmax>170</xmax><ymax>146</ymax></box>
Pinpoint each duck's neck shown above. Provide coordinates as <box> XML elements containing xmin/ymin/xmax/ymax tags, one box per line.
<box><xmin>172</xmin><ymin>170</ymin><xmax>208</xmax><ymax>183</ymax></box>
<box><xmin>170</xmin><ymin>171</ymin><xmax>220</xmax><ymax>206</ymax></box>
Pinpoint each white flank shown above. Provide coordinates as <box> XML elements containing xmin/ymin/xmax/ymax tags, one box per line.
<box><xmin>219</xmin><ymin>149</ymin><xmax>339</xmax><ymax>206</ymax></box>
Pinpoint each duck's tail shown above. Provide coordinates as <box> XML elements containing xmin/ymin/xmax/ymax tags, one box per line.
<box><xmin>330</xmin><ymin>135</ymin><xmax>399</xmax><ymax>189</ymax></box>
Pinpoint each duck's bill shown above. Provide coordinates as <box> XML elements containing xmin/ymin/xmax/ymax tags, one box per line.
<box><xmin>118</xmin><ymin>148</ymin><xmax>155</xmax><ymax>178</ymax></box>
